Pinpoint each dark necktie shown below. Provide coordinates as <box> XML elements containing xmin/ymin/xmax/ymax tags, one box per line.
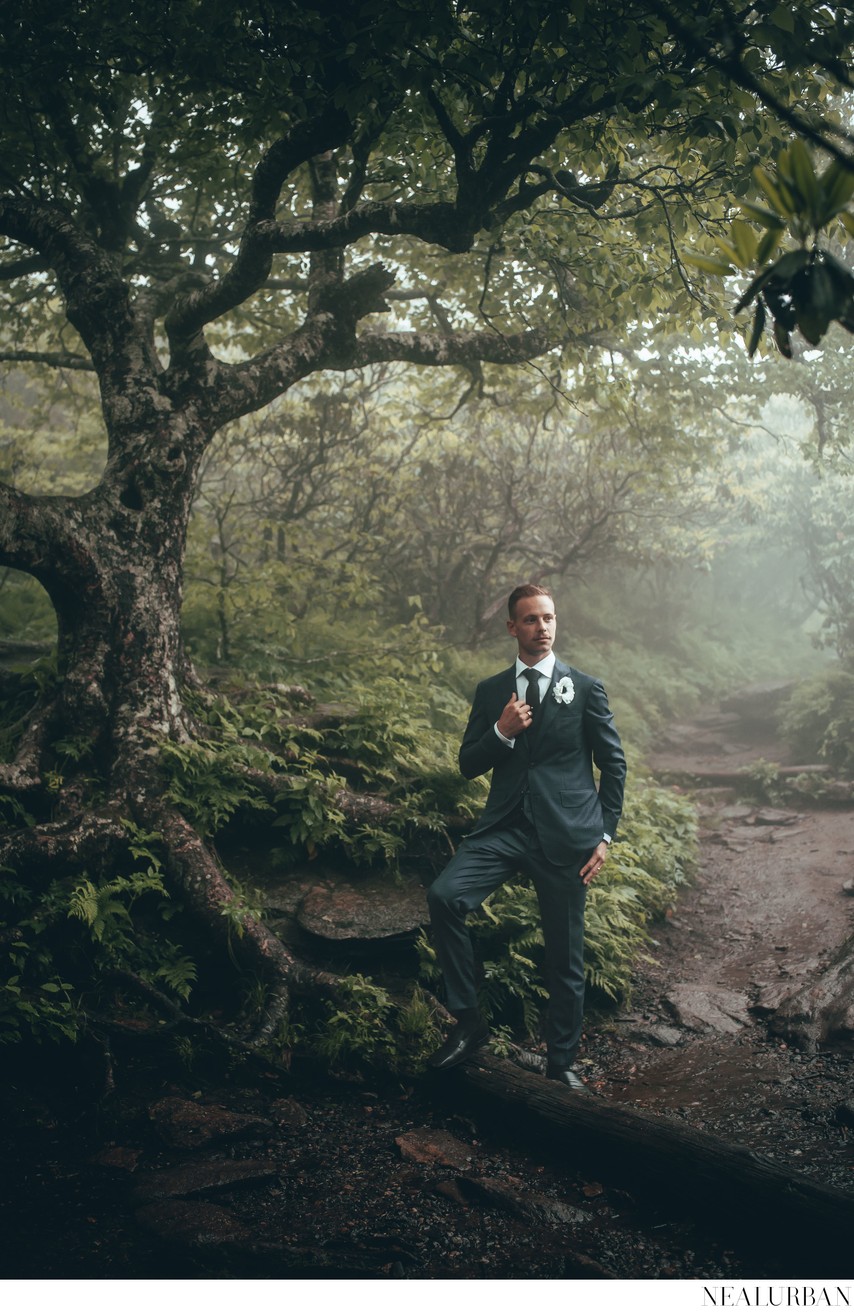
<box><xmin>524</xmin><ymin>668</ymin><xmax>541</xmax><ymax>720</ymax></box>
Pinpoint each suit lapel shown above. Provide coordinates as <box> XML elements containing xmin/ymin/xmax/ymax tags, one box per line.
<box><xmin>494</xmin><ymin>665</ymin><xmax>517</xmax><ymax>723</ymax></box>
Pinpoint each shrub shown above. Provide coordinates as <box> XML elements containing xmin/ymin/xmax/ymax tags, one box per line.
<box><xmin>778</xmin><ymin>667</ymin><xmax>854</xmax><ymax>776</ymax></box>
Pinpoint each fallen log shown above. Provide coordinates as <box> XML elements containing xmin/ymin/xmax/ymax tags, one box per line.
<box><xmin>436</xmin><ymin>1051</ymin><xmax>854</xmax><ymax>1273</ymax></box>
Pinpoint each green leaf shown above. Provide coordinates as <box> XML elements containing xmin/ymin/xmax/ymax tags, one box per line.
<box><xmin>733</xmin><ymin>264</ymin><xmax>776</xmax><ymax>313</ymax></box>
<box><xmin>738</xmin><ymin>200</ymin><xmax>786</xmax><ymax>230</ymax></box>
<box><xmin>818</xmin><ymin>159</ymin><xmax>854</xmax><ymax>223</ymax></box>
<box><xmin>785</xmin><ymin>140</ymin><xmax>819</xmax><ymax>218</ymax></box>
<box><xmin>756</xmin><ymin>227</ymin><xmax>783</xmax><ymax>264</ymax></box>
<box><xmin>747</xmin><ymin>298</ymin><xmax>766</xmax><ymax>358</ymax></box>
<box><xmin>729</xmin><ymin>219</ymin><xmax>757</xmax><ymax>267</ymax></box>
<box><xmin>713</xmin><ymin>238</ymin><xmax>744</xmax><ymax>268</ymax></box>
<box><xmin>753</xmin><ymin>165</ymin><xmax>795</xmax><ymax>217</ymax></box>
<box><xmin>820</xmin><ymin>249</ymin><xmax>854</xmax><ymax>294</ymax></box>
<box><xmin>810</xmin><ymin>263</ymin><xmax>844</xmax><ymax>318</ymax></box>
<box><xmin>683</xmin><ymin>252</ymin><xmax>735</xmax><ymax>276</ymax></box>
<box><xmin>769</xmin><ymin>248</ymin><xmax>811</xmax><ymax>282</ymax></box>
<box><xmin>770</xmin><ymin>4</ymin><xmax>795</xmax><ymax>31</ymax></box>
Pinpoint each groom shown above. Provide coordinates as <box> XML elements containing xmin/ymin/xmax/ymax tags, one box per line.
<box><xmin>426</xmin><ymin>584</ymin><xmax>626</xmax><ymax>1090</ymax></box>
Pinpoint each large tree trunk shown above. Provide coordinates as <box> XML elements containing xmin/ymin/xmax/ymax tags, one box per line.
<box><xmin>3</xmin><ymin>450</ymin><xmax>197</xmax><ymax>783</ymax></box>
<box><xmin>0</xmin><ymin>410</ymin><xmax>362</xmax><ymax>1049</ymax></box>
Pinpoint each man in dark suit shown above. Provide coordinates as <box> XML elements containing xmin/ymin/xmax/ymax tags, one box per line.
<box><xmin>426</xmin><ymin>584</ymin><xmax>626</xmax><ymax>1090</ymax></box>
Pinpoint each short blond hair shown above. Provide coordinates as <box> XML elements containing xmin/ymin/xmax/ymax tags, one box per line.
<box><xmin>508</xmin><ymin>584</ymin><xmax>553</xmax><ymax>618</ymax></box>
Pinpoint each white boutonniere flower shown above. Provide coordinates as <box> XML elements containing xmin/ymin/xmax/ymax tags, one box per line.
<box><xmin>553</xmin><ymin>675</ymin><xmax>575</xmax><ymax>705</ymax></box>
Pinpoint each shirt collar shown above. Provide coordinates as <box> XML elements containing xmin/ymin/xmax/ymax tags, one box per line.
<box><xmin>515</xmin><ymin>652</ymin><xmax>556</xmax><ymax>680</ymax></box>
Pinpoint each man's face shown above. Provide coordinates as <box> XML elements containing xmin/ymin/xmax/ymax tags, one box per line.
<box><xmin>507</xmin><ymin>594</ymin><xmax>556</xmax><ymax>665</ymax></box>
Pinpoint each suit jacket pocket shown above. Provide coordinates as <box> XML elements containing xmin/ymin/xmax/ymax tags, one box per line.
<box><xmin>558</xmin><ymin>788</ymin><xmax>604</xmax><ymax>836</ymax></box>
<box><xmin>560</xmin><ymin>789</ymin><xmax>596</xmax><ymax>808</ymax></box>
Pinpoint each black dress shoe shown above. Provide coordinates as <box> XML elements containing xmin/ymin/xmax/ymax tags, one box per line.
<box><xmin>427</xmin><ymin>1017</ymin><xmax>490</xmax><ymax>1071</ymax></box>
<box><xmin>546</xmin><ymin>1065</ymin><xmax>589</xmax><ymax>1092</ymax></box>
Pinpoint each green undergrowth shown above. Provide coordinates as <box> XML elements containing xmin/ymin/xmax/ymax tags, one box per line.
<box><xmin>0</xmin><ymin>822</ymin><xmax>198</xmax><ymax>1045</ymax></box>
<box><xmin>777</xmin><ymin>664</ymin><xmax>854</xmax><ymax>776</ymax></box>
<box><xmin>0</xmin><ymin>669</ymin><xmax>696</xmax><ymax>1075</ymax></box>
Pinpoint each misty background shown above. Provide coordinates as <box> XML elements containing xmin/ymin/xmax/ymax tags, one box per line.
<box><xmin>2</xmin><ymin>324</ymin><xmax>850</xmax><ymax>757</ymax></box>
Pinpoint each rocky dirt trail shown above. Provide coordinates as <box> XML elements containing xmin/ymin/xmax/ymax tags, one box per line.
<box><xmin>583</xmin><ymin>683</ymin><xmax>854</xmax><ymax>1198</ymax></box>
<box><xmin>3</xmin><ymin>683</ymin><xmax>853</xmax><ymax>1281</ymax></box>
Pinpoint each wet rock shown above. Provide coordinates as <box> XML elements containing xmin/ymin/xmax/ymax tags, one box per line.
<box><xmin>395</xmin><ymin>1128</ymin><xmax>474</xmax><ymax>1169</ymax></box>
<box><xmin>662</xmin><ymin>984</ymin><xmax>749</xmax><ymax>1034</ymax></box>
<box><xmin>751</xmin><ymin>808</ymin><xmax>802</xmax><ymax>826</ymax></box>
<box><xmin>260</xmin><ymin>875</ymin><xmax>322</xmax><ymax>916</ymax></box>
<box><xmin>297</xmin><ymin>874</ymin><xmax>427</xmax><ymax>941</ymax></box>
<box><xmin>642</xmin><ymin>1024</ymin><xmax>684</xmax><ymax>1047</ymax></box>
<box><xmin>614</xmin><ymin>1020</ymin><xmax>683</xmax><ymax>1047</ymax></box>
<box><xmin>135</xmin><ymin>1199</ymin><xmax>251</xmax><ymax>1246</ymax></box>
<box><xmin>148</xmin><ymin>1097</ymin><xmax>272</xmax><ymax>1149</ymax></box>
<box><xmin>432</xmin><ymin>1179</ymin><xmax>470</xmax><ymax>1206</ymax></box>
<box><xmin>88</xmin><ymin>1145</ymin><xmax>142</xmax><ymax>1172</ymax></box>
<box><xmin>458</xmin><ymin>1176</ymin><xmax>588</xmax><ymax>1226</ymax></box>
<box><xmin>726</xmin><ymin>825</ymin><xmax>778</xmax><ymax>844</ymax></box>
<box><xmin>269</xmin><ymin>1096</ymin><xmax>308</xmax><ymax>1128</ymax></box>
<box><xmin>749</xmin><ymin>981</ymin><xmax>795</xmax><ymax>1015</ymax></box>
<box><xmin>131</xmin><ymin>1159</ymin><xmax>280</xmax><ymax>1203</ymax></box>
<box><xmin>720</xmin><ymin>804</ymin><xmax>755</xmax><ymax>821</ymax></box>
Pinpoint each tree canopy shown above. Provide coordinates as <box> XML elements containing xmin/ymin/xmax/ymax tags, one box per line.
<box><xmin>2</xmin><ymin>0</ymin><xmax>845</xmax><ymax>410</ymax></box>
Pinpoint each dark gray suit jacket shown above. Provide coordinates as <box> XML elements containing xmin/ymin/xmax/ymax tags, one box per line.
<box><xmin>458</xmin><ymin>657</ymin><xmax>626</xmax><ymax>865</ymax></box>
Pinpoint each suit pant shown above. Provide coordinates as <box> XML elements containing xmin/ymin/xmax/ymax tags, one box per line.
<box><xmin>426</xmin><ymin>818</ymin><xmax>589</xmax><ymax>1068</ymax></box>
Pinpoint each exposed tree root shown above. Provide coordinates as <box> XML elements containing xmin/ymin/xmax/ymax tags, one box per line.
<box><xmin>0</xmin><ymin>762</ymin><xmax>42</xmax><ymax>797</ymax></box>
<box><xmin>0</xmin><ymin>807</ymin><xmax>129</xmax><ymax>877</ymax></box>
<box><xmin>248</xmin><ymin>979</ymin><xmax>292</xmax><ymax>1046</ymax></box>
<box><xmin>85</xmin><ymin>969</ymin><xmax>295</xmax><ymax>1071</ymax></box>
<box><xmin>235</xmin><ymin>762</ymin><xmax>469</xmax><ymax>846</ymax></box>
<box><xmin>235</xmin><ymin>763</ymin><xmax>398</xmax><ymax>827</ymax></box>
<box><xmin>148</xmin><ymin>801</ymin><xmax>334</xmax><ymax>991</ymax></box>
<box><xmin>0</xmin><ymin>668</ymin><xmax>459</xmax><ymax>1072</ymax></box>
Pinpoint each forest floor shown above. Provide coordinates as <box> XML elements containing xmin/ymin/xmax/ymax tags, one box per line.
<box><xmin>2</xmin><ymin>691</ymin><xmax>853</xmax><ymax>1283</ymax></box>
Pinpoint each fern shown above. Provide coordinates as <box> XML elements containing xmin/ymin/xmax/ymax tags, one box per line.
<box><xmin>161</xmin><ymin>737</ymin><xmax>277</xmax><ymax>838</ymax></box>
<box><xmin>154</xmin><ymin>955</ymin><xmax>198</xmax><ymax>1001</ymax></box>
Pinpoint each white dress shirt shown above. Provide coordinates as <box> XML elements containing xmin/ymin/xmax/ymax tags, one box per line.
<box><xmin>494</xmin><ymin>653</ymin><xmax>556</xmax><ymax>747</ymax></box>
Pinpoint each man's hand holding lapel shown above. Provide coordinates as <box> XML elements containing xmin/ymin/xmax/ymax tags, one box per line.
<box><xmin>496</xmin><ymin>693</ymin><xmax>534</xmax><ymax>740</ymax></box>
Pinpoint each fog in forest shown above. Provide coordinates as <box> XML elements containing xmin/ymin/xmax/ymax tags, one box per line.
<box><xmin>1</xmin><ymin>332</ymin><xmax>848</xmax><ymax>754</ymax></box>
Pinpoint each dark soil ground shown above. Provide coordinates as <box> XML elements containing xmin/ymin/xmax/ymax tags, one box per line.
<box><xmin>2</xmin><ymin>695</ymin><xmax>853</xmax><ymax>1283</ymax></box>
